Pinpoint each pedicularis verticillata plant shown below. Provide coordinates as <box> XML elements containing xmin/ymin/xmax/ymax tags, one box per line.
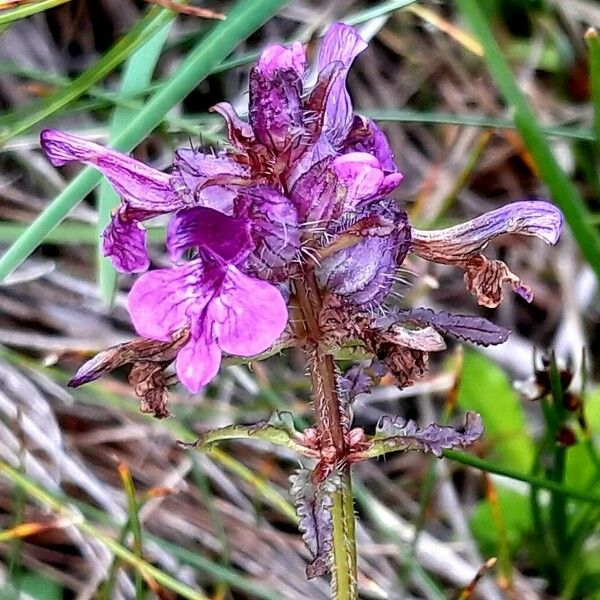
<box><xmin>41</xmin><ymin>24</ymin><xmax>563</xmax><ymax>598</ymax></box>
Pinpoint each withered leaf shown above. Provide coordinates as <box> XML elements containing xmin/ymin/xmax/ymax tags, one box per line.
<box><xmin>379</xmin><ymin>323</ymin><xmax>446</xmax><ymax>352</ymax></box>
<box><xmin>392</xmin><ymin>307</ymin><xmax>511</xmax><ymax>347</ymax></box>
<box><xmin>69</xmin><ymin>328</ymin><xmax>189</xmax><ymax>419</ymax></box>
<box><xmin>68</xmin><ymin>328</ymin><xmax>189</xmax><ymax>387</ymax></box>
<box><xmin>375</xmin><ymin>345</ymin><xmax>429</xmax><ymax>389</ymax></box>
<box><xmin>289</xmin><ymin>468</ymin><xmax>341</xmax><ymax>579</ymax></box>
<box><xmin>128</xmin><ymin>362</ymin><xmax>169</xmax><ymax>419</ymax></box>
<box><xmin>463</xmin><ymin>254</ymin><xmax>532</xmax><ymax>308</ymax></box>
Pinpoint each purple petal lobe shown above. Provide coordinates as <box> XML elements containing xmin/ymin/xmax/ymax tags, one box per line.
<box><xmin>210</xmin><ymin>266</ymin><xmax>288</xmax><ymax>356</ymax></box>
<box><xmin>211</xmin><ymin>102</ymin><xmax>255</xmax><ymax>150</ymax></box>
<box><xmin>317</xmin><ymin>24</ymin><xmax>367</xmax><ymax>143</ymax></box>
<box><xmin>176</xmin><ymin>320</ymin><xmax>222</xmax><ymax>393</ymax></box>
<box><xmin>249</xmin><ymin>70</ymin><xmax>302</xmax><ymax>149</ymax></box>
<box><xmin>290</xmin><ymin>157</ymin><xmax>337</xmax><ymax>221</ymax></box>
<box><xmin>342</xmin><ymin>116</ymin><xmax>398</xmax><ymax>173</ymax></box>
<box><xmin>128</xmin><ymin>260</ymin><xmax>216</xmax><ymax>341</ymax></box>
<box><xmin>258</xmin><ymin>41</ymin><xmax>306</xmax><ymax>76</ymax></box>
<box><xmin>102</xmin><ymin>209</ymin><xmax>150</xmax><ymax>273</ymax></box>
<box><xmin>333</xmin><ymin>152</ymin><xmax>385</xmax><ymax>207</ymax></box>
<box><xmin>236</xmin><ymin>186</ymin><xmax>301</xmax><ymax>273</ymax></box>
<box><xmin>167</xmin><ymin>207</ymin><xmax>253</xmax><ymax>263</ymax></box>
<box><xmin>333</xmin><ymin>152</ymin><xmax>403</xmax><ymax>210</ymax></box>
<box><xmin>171</xmin><ymin>148</ymin><xmax>249</xmax><ymax>212</ymax></box>
<box><xmin>249</xmin><ymin>43</ymin><xmax>306</xmax><ymax>150</ymax></box>
<box><xmin>318</xmin><ymin>201</ymin><xmax>411</xmax><ymax>307</ymax></box>
<box><xmin>41</xmin><ymin>129</ymin><xmax>176</xmax><ymax>211</ymax></box>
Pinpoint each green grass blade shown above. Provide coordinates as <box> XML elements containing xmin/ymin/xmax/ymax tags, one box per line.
<box><xmin>0</xmin><ymin>0</ymin><xmax>71</xmax><ymax>26</ymax></box>
<box><xmin>444</xmin><ymin>449</ymin><xmax>600</xmax><ymax>505</ymax></box>
<box><xmin>97</xmin><ymin>21</ymin><xmax>172</xmax><ymax>305</ymax></box>
<box><xmin>0</xmin><ymin>460</ymin><xmax>210</xmax><ymax>600</ymax></box>
<box><xmin>0</xmin><ymin>5</ymin><xmax>177</xmax><ymax>145</ymax></box>
<box><xmin>118</xmin><ymin>463</ymin><xmax>145</xmax><ymax>599</ymax></box>
<box><xmin>0</xmin><ymin>222</ymin><xmax>166</xmax><ymax>245</ymax></box>
<box><xmin>458</xmin><ymin>0</ymin><xmax>600</xmax><ymax>283</ymax></box>
<box><xmin>363</xmin><ymin>108</ymin><xmax>595</xmax><ymax>141</ymax></box>
<box><xmin>585</xmin><ymin>28</ymin><xmax>600</xmax><ymax>155</ymax></box>
<box><xmin>0</xmin><ymin>0</ymin><xmax>289</xmax><ymax>283</ymax></box>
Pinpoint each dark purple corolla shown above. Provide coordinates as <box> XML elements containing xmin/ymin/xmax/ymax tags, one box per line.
<box><xmin>41</xmin><ymin>23</ymin><xmax>563</xmax><ymax>401</ymax></box>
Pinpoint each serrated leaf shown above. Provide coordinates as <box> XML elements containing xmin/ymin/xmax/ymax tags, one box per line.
<box><xmin>392</xmin><ymin>307</ymin><xmax>511</xmax><ymax>346</ymax></box>
<box><xmin>192</xmin><ymin>411</ymin><xmax>313</xmax><ymax>456</ymax></box>
<box><xmin>358</xmin><ymin>411</ymin><xmax>483</xmax><ymax>459</ymax></box>
<box><xmin>289</xmin><ymin>469</ymin><xmax>341</xmax><ymax>579</ymax></box>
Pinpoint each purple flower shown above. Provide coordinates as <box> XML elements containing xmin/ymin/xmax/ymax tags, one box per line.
<box><xmin>41</xmin><ymin>22</ymin><xmax>563</xmax><ymax>398</ymax></box>
<box><xmin>129</xmin><ymin>207</ymin><xmax>288</xmax><ymax>392</ymax></box>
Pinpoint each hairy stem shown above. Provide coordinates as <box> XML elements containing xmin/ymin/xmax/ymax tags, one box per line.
<box><xmin>294</xmin><ymin>267</ymin><xmax>358</xmax><ymax>599</ymax></box>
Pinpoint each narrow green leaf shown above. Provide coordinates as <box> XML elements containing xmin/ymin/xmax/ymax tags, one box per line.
<box><xmin>0</xmin><ymin>222</ymin><xmax>166</xmax><ymax>245</ymax></box>
<box><xmin>444</xmin><ymin>449</ymin><xmax>600</xmax><ymax>505</ymax></box>
<box><xmin>0</xmin><ymin>0</ymin><xmax>289</xmax><ymax>282</ymax></box>
<box><xmin>458</xmin><ymin>351</ymin><xmax>534</xmax><ymax>472</ymax></box>
<box><xmin>585</xmin><ymin>28</ymin><xmax>600</xmax><ymax>156</ymax></box>
<box><xmin>97</xmin><ymin>21</ymin><xmax>172</xmax><ymax>305</ymax></box>
<box><xmin>118</xmin><ymin>463</ymin><xmax>144</xmax><ymax>599</ymax></box>
<box><xmin>363</xmin><ymin>108</ymin><xmax>595</xmax><ymax>141</ymax></box>
<box><xmin>0</xmin><ymin>5</ymin><xmax>177</xmax><ymax>145</ymax></box>
<box><xmin>0</xmin><ymin>0</ymin><xmax>71</xmax><ymax>26</ymax></box>
<box><xmin>458</xmin><ymin>0</ymin><xmax>600</xmax><ymax>283</ymax></box>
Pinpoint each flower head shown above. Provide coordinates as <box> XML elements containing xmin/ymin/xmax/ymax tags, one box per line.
<box><xmin>43</xmin><ymin>23</ymin><xmax>563</xmax><ymax>402</ymax></box>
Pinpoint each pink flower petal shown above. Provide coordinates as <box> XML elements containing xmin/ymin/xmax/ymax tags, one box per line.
<box><xmin>317</xmin><ymin>23</ymin><xmax>367</xmax><ymax>143</ymax></box>
<box><xmin>258</xmin><ymin>41</ymin><xmax>306</xmax><ymax>76</ymax></box>
<box><xmin>127</xmin><ymin>260</ymin><xmax>216</xmax><ymax>340</ymax></box>
<box><xmin>40</xmin><ymin>129</ymin><xmax>176</xmax><ymax>211</ymax></box>
<box><xmin>176</xmin><ymin>322</ymin><xmax>222</xmax><ymax>393</ymax></box>
<box><xmin>333</xmin><ymin>152</ymin><xmax>385</xmax><ymax>209</ymax></box>
<box><xmin>210</xmin><ymin>266</ymin><xmax>288</xmax><ymax>357</ymax></box>
<box><xmin>166</xmin><ymin>207</ymin><xmax>253</xmax><ymax>263</ymax></box>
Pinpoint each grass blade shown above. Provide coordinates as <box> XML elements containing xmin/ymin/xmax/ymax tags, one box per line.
<box><xmin>363</xmin><ymin>108</ymin><xmax>595</xmax><ymax>141</ymax></box>
<box><xmin>0</xmin><ymin>0</ymin><xmax>289</xmax><ymax>283</ymax></box>
<box><xmin>118</xmin><ymin>462</ymin><xmax>145</xmax><ymax>599</ymax></box>
<box><xmin>97</xmin><ymin>20</ymin><xmax>172</xmax><ymax>305</ymax></box>
<box><xmin>585</xmin><ymin>28</ymin><xmax>600</xmax><ymax>156</ymax></box>
<box><xmin>0</xmin><ymin>0</ymin><xmax>71</xmax><ymax>26</ymax></box>
<box><xmin>0</xmin><ymin>459</ymin><xmax>210</xmax><ymax>600</ymax></box>
<box><xmin>0</xmin><ymin>5</ymin><xmax>177</xmax><ymax>145</ymax></box>
<box><xmin>444</xmin><ymin>449</ymin><xmax>600</xmax><ymax>505</ymax></box>
<box><xmin>458</xmin><ymin>0</ymin><xmax>600</xmax><ymax>283</ymax></box>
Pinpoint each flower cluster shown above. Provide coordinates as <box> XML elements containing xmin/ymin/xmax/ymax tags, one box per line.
<box><xmin>41</xmin><ymin>23</ymin><xmax>562</xmax><ymax>412</ymax></box>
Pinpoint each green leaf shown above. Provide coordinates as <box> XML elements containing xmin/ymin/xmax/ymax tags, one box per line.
<box><xmin>470</xmin><ymin>487</ymin><xmax>533</xmax><ymax>558</ymax></box>
<box><xmin>458</xmin><ymin>350</ymin><xmax>534</xmax><ymax>472</ymax></box>
<box><xmin>0</xmin><ymin>0</ymin><xmax>71</xmax><ymax>26</ymax></box>
<box><xmin>0</xmin><ymin>0</ymin><xmax>290</xmax><ymax>283</ymax></box>
<box><xmin>194</xmin><ymin>411</ymin><xmax>312</xmax><ymax>456</ymax></box>
<box><xmin>0</xmin><ymin>5</ymin><xmax>177</xmax><ymax>145</ymax></box>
